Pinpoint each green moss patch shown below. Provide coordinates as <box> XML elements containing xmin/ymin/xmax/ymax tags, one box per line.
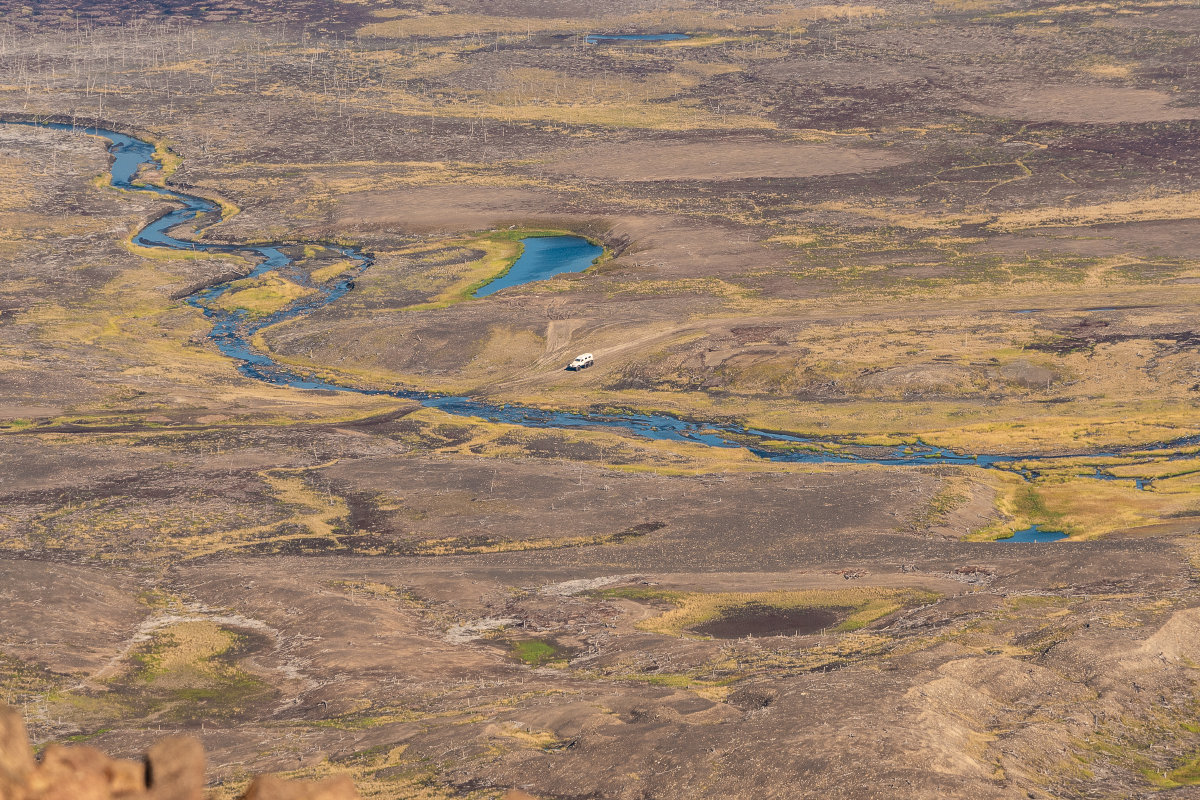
<box><xmin>510</xmin><ymin>638</ymin><xmax>570</xmax><ymax>667</ymax></box>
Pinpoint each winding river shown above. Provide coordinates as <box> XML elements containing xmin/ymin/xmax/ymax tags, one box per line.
<box><xmin>11</xmin><ymin>122</ymin><xmax>1183</xmax><ymax>493</ymax></box>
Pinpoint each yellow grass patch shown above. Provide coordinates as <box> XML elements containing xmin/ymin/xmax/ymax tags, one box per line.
<box><xmin>468</xmin><ymin>326</ymin><xmax>545</xmax><ymax>373</ymax></box>
<box><xmin>814</xmin><ymin>188</ymin><xmax>1200</xmax><ymax>233</ymax></box>
<box><xmin>972</xmin><ymin>468</ymin><xmax>1200</xmax><ymax>540</ymax></box>
<box><xmin>244</xmin><ymin>59</ymin><xmax>766</xmax><ymax>131</ymax></box>
<box><xmin>326</xmin><ymin>580</ymin><xmax>401</xmax><ymax>599</ymax></box>
<box><xmin>0</xmin><ymin>159</ymin><xmax>34</xmax><ymax>211</ymax></box>
<box><xmin>932</xmin><ymin>0</ymin><xmax>1006</xmax><ymax>10</ymax></box>
<box><xmin>151</xmin><ymin>139</ymin><xmax>182</xmax><ymax>180</ymax></box>
<box><xmin>209</xmin><ymin>744</ymin><xmax>463</xmax><ymax>800</ymax></box>
<box><xmin>309</xmin><ymin>259</ymin><xmax>356</xmax><ymax>283</ymax></box>
<box><xmin>810</xmin><ymin>199</ymin><xmax>987</xmax><ymax>230</ymax></box>
<box><xmin>1078</xmin><ymin>59</ymin><xmax>1135</xmax><ymax>79</ymax></box>
<box><xmin>399</xmin><ymin>234</ymin><xmax>523</xmax><ymax>310</ymax></box>
<box><xmin>214</xmin><ymin>274</ymin><xmax>318</xmax><ymax>317</ymax></box>
<box><xmin>134</xmin><ymin>620</ymin><xmax>237</xmax><ymax>684</ymax></box>
<box><xmin>412</xmin><ymin>521</ymin><xmax>661</xmax><ymax>556</ymax></box>
<box><xmin>488</xmin><ymin>721</ymin><xmax>559</xmax><ymax>749</ymax></box>
<box><xmin>989</xmin><ymin>191</ymin><xmax>1200</xmax><ymax>232</ymax></box>
<box><xmin>167</xmin><ymin>462</ymin><xmax>348</xmax><ymax>558</ymax></box>
<box><xmin>992</xmin><ymin>1</ymin><xmax>1127</xmax><ymax>18</ymax></box>
<box><xmin>1182</xmin><ymin>539</ymin><xmax>1200</xmax><ymax>572</ymax></box>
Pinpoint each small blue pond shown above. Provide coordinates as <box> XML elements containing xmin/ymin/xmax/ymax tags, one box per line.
<box><xmin>473</xmin><ymin>235</ymin><xmax>602</xmax><ymax>298</ymax></box>
<box><xmin>1003</xmin><ymin>525</ymin><xmax>1068</xmax><ymax>543</ymax></box>
<box><xmin>586</xmin><ymin>33</ymin><xmax>691</xmax><ymax>43</ymax></box>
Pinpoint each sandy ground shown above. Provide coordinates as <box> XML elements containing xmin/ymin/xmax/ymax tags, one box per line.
<box><xmin>966</xmin><ymin>85</ymin><xmax>1200</xmax><ymax>124</ymax></box>
<box><xmin>537</xmin><ymin>139</ymin><xmax>909</xmax><ymax>181</ymax></box>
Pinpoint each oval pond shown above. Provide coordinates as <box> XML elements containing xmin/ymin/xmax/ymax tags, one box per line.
<box><xmin>473</xmin><ymin>235</ymin><xmax>602</xmax><ymax>298</ymax></box>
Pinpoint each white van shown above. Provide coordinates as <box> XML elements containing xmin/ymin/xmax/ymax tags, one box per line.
<box><xmin>567</xmin><ymin>353</ymin><xmax>594</xmax><ymax>370</ymax></box>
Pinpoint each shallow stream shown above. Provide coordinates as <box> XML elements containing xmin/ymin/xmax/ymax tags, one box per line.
<box><xmin>12</xmin><ymin>120</ymin><xmax>1183</xmax><ymax>541</ymax></box>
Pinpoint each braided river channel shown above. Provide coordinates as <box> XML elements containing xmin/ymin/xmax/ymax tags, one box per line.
<box><xmin>17</xmin><ymin>121</ymin><xmax>1196</xmax><ymax>507</ymax></box>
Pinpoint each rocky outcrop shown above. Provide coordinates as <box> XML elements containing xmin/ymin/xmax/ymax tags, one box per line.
<box><xmin>0</xmin><ymin>705</ymin><xmax>359</xmax><ymax>800</ymax></box>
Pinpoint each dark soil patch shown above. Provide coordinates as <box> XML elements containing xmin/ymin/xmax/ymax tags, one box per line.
<box><xmin>1028</xmin><ymin>327</ymin><xmax>1200</xmax><ymax>356</ymax></box>
<box><xmin>690</xmin><ymin>604</ymin><xmax>843</xmax><ymax>639</ymax></box>
<box><xmin>495</xmin><ymin>433</ymin><xmax>605</xmax><ymax>461</ymax></box>
<box><xmin>343</xmin><ymin>491</ymin><xmax>387</xmax><ymax>534</ymax></box>
<box><xmin>611</xmin><ymin>521</ymin><xmax>666</xmax><ymax>542</ymax></box>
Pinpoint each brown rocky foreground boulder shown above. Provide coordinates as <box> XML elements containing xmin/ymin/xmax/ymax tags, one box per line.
<box><xmin>0</xmin><ymin>705</ymin><xmax>360</xmax><ymax>800</ymax></box>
